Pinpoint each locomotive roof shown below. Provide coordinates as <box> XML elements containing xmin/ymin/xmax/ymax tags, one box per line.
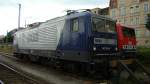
<box><xmin>15</xmin><ymin>11</ymin><xmax>115</xmax><ymax>34</ymax></box>
<box><xmin>64</xmin><ymin>11</ymin><xmax>115</xmax><ymax>22</ymax></box>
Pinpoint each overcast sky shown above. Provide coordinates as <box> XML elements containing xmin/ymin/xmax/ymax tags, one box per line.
<box><xmin>0</xmin><ymin>0</ymin><xmax>109</xmax><ymax>35</ymax></box>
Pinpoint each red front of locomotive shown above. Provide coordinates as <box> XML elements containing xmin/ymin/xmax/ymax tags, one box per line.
<box><xmin>116</xmin><ymin>23</ymin><xmax>137</xmax><ymax>58</ymax></box>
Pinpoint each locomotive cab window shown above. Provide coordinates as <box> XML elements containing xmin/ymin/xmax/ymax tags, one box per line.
<box><xmin>123</xmin><ymin>27</ymin><xmax>135</xmax><ymax>37</ymax></box>
<box><xmin>92</xmin><ymin>18</ymin><xmax>116</xmax><ymax>33</ymax></box>
<box><xmin>72</xmin><ymin>18</ymin><xmax>79</xmax><ymax>32</ymax></box>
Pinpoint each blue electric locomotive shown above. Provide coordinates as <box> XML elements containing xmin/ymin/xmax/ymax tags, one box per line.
<box><xmin>14</xmin><ymin>11</ymin><xmax>117</xmax><ymax>77</ymax></box>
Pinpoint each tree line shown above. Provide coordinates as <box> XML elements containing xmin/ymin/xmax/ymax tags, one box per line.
<box><xmin>3</xmin><ymin>32</ymin><xmax>13</xmax><ymax>43</ymax></box>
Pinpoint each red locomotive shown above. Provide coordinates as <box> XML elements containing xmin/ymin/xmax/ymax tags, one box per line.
<box><xmin>116</xmin><ymin>23</ymin><xmax>137</xmax><ymax>58</ymax></box>
<box><xmin>110</xmin><ymin>23</ymin><xmax>137</xmax><ymax>69</ymax></box>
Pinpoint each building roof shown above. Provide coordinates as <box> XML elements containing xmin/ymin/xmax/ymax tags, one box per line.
<box><xmin>109</xmin><ymin>0</ymin><xmax>118</xmax><ymax>9</ymax></box>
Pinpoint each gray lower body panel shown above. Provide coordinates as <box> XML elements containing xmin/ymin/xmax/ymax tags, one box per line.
<box><xmin>15</xmin><ymin>49</ymin><xmax>91</xmax><ymax>62</ymax></box>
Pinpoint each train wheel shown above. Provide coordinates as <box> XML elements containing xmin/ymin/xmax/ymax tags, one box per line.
<box><xmin>37</xmin><ymin>57</ymin><xmax>45</xmax><ymax>64</ymax></box>
<box><xmin>78</xmin><ymin>63</ymin><xmax>88</xmax><ymax>76</ymax></box>
<box><xmin>29</xmin><ymin>55</ymin><xmax>39</xmax><ymax>62</ymax></box>
<box><xmin>111</xmin><ymin>69</ymin><xmax>121</xmax><ymax>84</ymax></box>
<box><xmin>66</xmin><ymin>63</ymin><xmax>76</xmax><ymax>73</ymax></box>
<box><xmin>14</xmin><ymin>53</ymin><xmax>23</xmax><ymax>59</ymax></box>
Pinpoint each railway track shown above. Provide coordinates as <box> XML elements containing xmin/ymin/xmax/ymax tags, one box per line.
<box><xmin>0</xmin><ymin>52</ymin><xmax>109</xmax><ymax>84</ymax></box>
<box><xmin>0</xmin><ymin>62</ymin><xmax>40</xmax><ymax>84</ymax></box>
<box><xmin>1</xmin><ymin>52</ymin><xmax>150</xmax><ymax>84</ymax></box>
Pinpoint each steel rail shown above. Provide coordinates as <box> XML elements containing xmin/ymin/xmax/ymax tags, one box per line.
<box><xmin>0</xmin><ymin>62</ymin><xmax>40</xmax><ymax>84</ymax></box>
<box><xmin>118</xmin><ymin>60</ymin><xmax>143</xmax><ymax>84</ymax></box>
<box><xmin>135</xmin><ymin>59</ymin><xmax>150</xmax><ymax>77</ymax></box>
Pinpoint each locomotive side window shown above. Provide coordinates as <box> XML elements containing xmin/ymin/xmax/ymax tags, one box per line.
<box><xmin>92</xmin><ymin>18</ymin><xmax>116</xmax><ymax>33</ymax></box>
<box><xmin>72</xmin><ymin>18</ymin><xmax>79</xmax><ymax>32</ymax></box>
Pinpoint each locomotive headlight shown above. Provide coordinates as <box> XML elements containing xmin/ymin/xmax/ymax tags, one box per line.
<box><xmin>115</xmin><ymin>47</ymin><xmax>118</xmax><ymax>51</ymax></box>
<box><xmin>93</xmin><ymin>46</ymin><xmax>96</xmax><ymax>51</ymax></box>
<box><xmin>123</xmin><ymin>45</ymin><xmax>126</xmax><ymax>49</ymax></box>
<box><xmin>133</xmin><ymin>45</ymin><xmax>136</xmax><ymax>49</ymax></box>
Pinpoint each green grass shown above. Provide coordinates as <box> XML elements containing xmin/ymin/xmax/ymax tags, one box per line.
<box><xmin>137</xmin><ymin>47</ymin><xmax>150</xmax><ymax>61</ymax></box>
<box><xmin>0</xmin><ymin>44</ymin><xmax>13</xmax><ymax>54</ymax></box>
<box><xmin>137</xmin><ymin>47</ymin><xmax>150</xmax><ymax>69</ymax></box>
